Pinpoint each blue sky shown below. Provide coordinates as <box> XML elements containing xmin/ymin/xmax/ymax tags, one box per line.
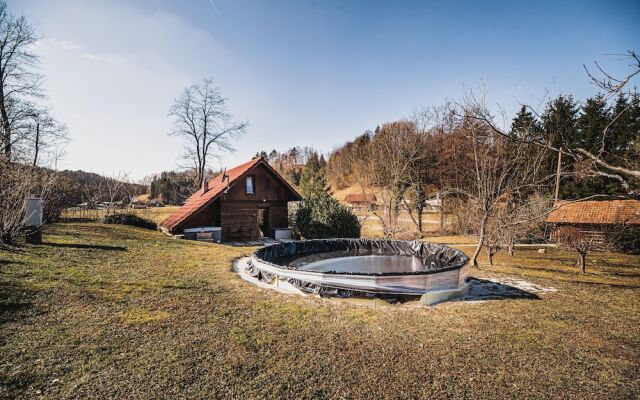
<box><xmin>12</xmin><ymin>0</ymin><xmax>640</xmax><ymax>179</ymax></box>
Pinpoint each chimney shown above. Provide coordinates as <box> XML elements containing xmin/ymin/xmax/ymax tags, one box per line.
<box><xmin>202</xmin><ymin>179</ymin><xmax>209</xmax><ymax>193</ymax></box>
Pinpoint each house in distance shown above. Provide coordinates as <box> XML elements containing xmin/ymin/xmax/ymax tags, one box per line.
<box><xmin>344</xmin><ymin>193</ymin><xmax>377</xmax><ymax>212</ymax></box>
<box><xmin>546</xmin><ymin>199</ymin><xmax>640</xmax><ymax>245</ymax></box>
<box><xmin>160</xmin><ymin>157</ymin><xmax>301</xmax><ymax>242</ymax></box>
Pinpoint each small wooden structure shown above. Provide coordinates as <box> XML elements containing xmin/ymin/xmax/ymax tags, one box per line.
<box><xmin>161</xmin><ymin>158</ymin><xmax>301</xmax><ymax>241</ymax></box>
<box><xmin>344</xmin><ymin>193</ymin><xmax>377</xmax><ymax>212</ymax></box>
<box><xmin>546</xmin><ymin>200</ymin><xmax>640</xmax><ymax>244</ymax></box>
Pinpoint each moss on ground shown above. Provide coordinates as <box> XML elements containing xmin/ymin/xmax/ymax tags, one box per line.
<box><xmin>1</xmin><ymin>223</ymin><xmax>639</xmax><ymax>399</ymax></box>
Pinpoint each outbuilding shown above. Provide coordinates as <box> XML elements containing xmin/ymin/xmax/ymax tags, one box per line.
<box><xmin>344</xmin><ymin>193</ymin><xmax>377</xmax><ymax>212</ymax></box>
<box><xmin>546</xmin><ymin>199</ymin><xmax>640</xmax><ymax>244</ymax></box>
<box><xmin>161</xmin><ymin>157</ymin><xmax>301</xmax><ymax>242</ymax></box>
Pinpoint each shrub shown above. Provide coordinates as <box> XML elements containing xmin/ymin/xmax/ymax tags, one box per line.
<box><xmin>0</xmin><ymin>160</ymin><xmax>58</xmax><ymax>245</ymax></box>
<box><xmin>102</xmin><ymin>213</ymin><xmax>157</xmax><ymax>230</ymax></box>
<box><xmin>290</xmin><ymin>194</ymin><xmax>360</xmax><ymax>239</ymax></box>
<box><xmin>555</xmin><ymin>226</ymin><xmax>599</xmax><ymax>274</ymax></box>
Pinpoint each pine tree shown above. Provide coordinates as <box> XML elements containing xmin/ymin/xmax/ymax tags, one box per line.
<box><xmin>608</xmin><ymin>91</ymin><xmax>640</xmax><ymax>163</ymax></box>
<box><xmin>253</xmin><ymin>150</ymin><xmax>268</xmax><ymax>159</ymax></box>
<box><xmin>574</xmin><ymin>94</ymin><xmax>612</xmax><ymax>196</ymax></box>
<box><xmin>510</xmin><ymin>106</ymin><xmax>542</xmax><ymax>141</ymax></box>
<box><xmin>299</xmin><ymin>151</ymin><xmax>330</xmax><ymax>198</ymax></box>
<box><xmin>578</xmin><ymin>94</ymin><xmax>610</xmax><ymax>154</ymax></box>
<box><xmin>542</xmin><ymin>95</ymin><xmax>580</xmax><ymax>198</ymax></box>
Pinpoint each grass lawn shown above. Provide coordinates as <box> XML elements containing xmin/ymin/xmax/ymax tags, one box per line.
<box><xmin>1</xmin><ymin>223</ymin><xmax>639</xmax><ymax>399</ymax></box>
<box><xmin>60</xmin><ymin>206</ymin><xmax>181</xmax><ymax>226</ymax></box>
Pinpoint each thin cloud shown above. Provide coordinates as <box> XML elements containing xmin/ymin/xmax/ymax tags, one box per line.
<box><xmin>35</xmin><ymin>38</ymin><xmax>83</xmax><ymax>51</ymax></box>
<box><xmin>207</xmin><ymin>0</ymin><xmax>220</xmax><ymax>16</ymax></box>
<box><xmin>82</xmin><ymin>52</ymin><xmax>124</xmax><ymax>64</ymax></box>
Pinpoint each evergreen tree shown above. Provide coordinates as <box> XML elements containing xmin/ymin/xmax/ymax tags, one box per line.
<box><xmin>542</xmin><ymin>95</ymin><xmax>580</xmax><ymax>150</ymax></box>
<box><xmin>574</xmin><ymin>94</ymin><xmax>612</xmax><ymax>196</ymax></box>
<box><xmin>510</xmin><ymin>106</ymin><xmax>542</xmax><ymax>141</ymax></box>
<box><xmin>609</xmin><ymin>90</ymin><xmax>640</xmax><ymax>165</ymax></box>
<box><xmin>299</xmin><ymin>151</ymin><xmax>330</xmax><ymax>197</ymax></box>
<box><xmin>577</xmin><ymin>94</ymin><xmax>610</xmax><ymax>154</ymax></box>
<box><xmin>542</xmin><ymin>95</ymin><xmax>580</xmax><ymax>198</ymax></box>
<box><xmin>253</xmin><ymin>150</ymin><xmax>268</xmax><ymax>159</ymax></box>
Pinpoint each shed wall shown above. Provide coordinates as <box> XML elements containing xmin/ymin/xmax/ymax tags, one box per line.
<box><xmin>225</xmin><ymin>164</ymin><xmax>294</xmax><ymax>201</ymax></box>
<box><xmin>220</xmin><ymin>200</ymin><xmax>289</xmax><ymax>241</ymax></box>
<box><xmin>179</xmin><ymin>199</ymin><xmax>221</xmax><ymax>230</ymax></box>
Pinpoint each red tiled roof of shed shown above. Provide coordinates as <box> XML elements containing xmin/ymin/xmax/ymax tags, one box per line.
<box><xmin>160</xmin><ymin>158</ymin><xmax>301</xmax><ymax>232</ymax></box>
<box><xmin>344</xmin><ymin>193</ymin><xmax>376</xmax><ymax>203</ymax></box>
<box><xmin>546</xmin><ymin>200</ymin><xmax>640</xmax><ymax>225</ymax></box>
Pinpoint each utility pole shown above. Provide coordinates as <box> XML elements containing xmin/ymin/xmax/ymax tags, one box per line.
<box><xmin>554</xmin><ymin>147</ymin><xmax>562</xmax><ymax>202</ymax></box>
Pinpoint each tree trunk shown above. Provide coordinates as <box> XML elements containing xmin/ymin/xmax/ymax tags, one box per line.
<box><xmin>487</xmin><ymin>246</ymin><xmax>495</xmax><ymax>265</ymax></box>
<box><xmin>416</xmin><ymin>185</ymin><xmax>425</xmax><ymax>233</ymax></box>
<box><xmin>439</xmin><ymin>197</ymin><xmax>445</xmax><ymax>231</ymax></box>
<box><xmin>0</xmin><ymin>82</ymin><xmax>11</xmax><ymax>159</ymax></box>
<box><xmin>32</xmin><ymin>122</ymin><xmax>40</xmax><ymax>166</ymax></box>
<box><xmin>471</xmin><ymin>213</ymin><xmax>488</xmax><ymax>268</ymax></box>
<box><xmin>578</xmin><ymin>252</ymin><xmax>586</xmax><ymax>274</ymax></box>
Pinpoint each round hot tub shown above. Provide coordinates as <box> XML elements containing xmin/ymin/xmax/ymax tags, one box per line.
<box><xmin>245</xmin><ymin>239</ymin><xmax>470</xmax><ymax>305</ymax></box>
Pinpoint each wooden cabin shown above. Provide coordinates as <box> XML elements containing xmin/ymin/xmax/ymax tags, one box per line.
<box><xmin>160</xmin><ymin>158</ymin><xmax>301</xmax><ymax>241</ymax></box>
<box><xmin>546</xmin><ymin>200</ymin><xmax>640</xmax><ymax>245</ymax></box>
<box><xmin>344</xmin><ymin>193</ymin><xmax>377</xmax><ymax>212</ymax></box>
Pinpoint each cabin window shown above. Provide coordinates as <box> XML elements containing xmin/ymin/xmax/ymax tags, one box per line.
<box><xmin>246</xmin><ymin>176</ymin><xmax>255</xmax><ymax>194</ymax></box>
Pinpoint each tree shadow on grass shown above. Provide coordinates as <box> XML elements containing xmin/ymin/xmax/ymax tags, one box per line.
<box><xmin>42</xmin><ymin>242</ymin><xmax>127</xmax><ymax>251</ymax></box>
<box><xmin>462</xmin><ymin>278</ymin><xmax>540</xmax><ymax>301</ymax></box>
<box><xmin>0</xmin><ymin>280</ymin><xmax>34</xmax><ymax>324</ymax></box>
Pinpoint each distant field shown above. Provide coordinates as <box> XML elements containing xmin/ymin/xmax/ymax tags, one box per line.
<box><xmin>61</xmin><ymin>206</ymin><xmax>180</xmax><ymax>225</ymax></box>
<box><xmin>1</xmin><ymin>222</ymin><xmax>638</xmax><ymax>399</ymax></box>
<box><xmin>359</xmin><ymin>211</ymin><xmax>451</xmax><ymax>238</ymax></box>
<box><xmin>130</xmin><ymin>206</ymin><xmax>180</xmax><ymax>224</ymax></box>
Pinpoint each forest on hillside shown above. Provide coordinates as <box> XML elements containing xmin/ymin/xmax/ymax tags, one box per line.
<box><xmin>261</xmin><ymin>75</ymin><xmax>640</xmax><ymax>266</ymax></box>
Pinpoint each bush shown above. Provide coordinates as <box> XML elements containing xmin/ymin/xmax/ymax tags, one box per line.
<box><xmin>606</xmin><ymin>225</ymin><xmax>640</xmax><ymax>254</ymax></box>
<box><xmin>102</xmin><ymin>214</ymin><xmax>157</xmax><ymax>230</ymax></box>
<box><xmin>0</xmin><ymin>160</ymin><xmax>58</xmax><ymax>244</ymax></box>
<box><xmin>290</xmin><ymin>194</ymin><xmax>360</xmax><ymax>239</ymax></box>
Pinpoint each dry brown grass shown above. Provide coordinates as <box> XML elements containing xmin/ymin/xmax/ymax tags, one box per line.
<box><xmin>1</xmin><ymin>223</ymin><xmax>638</xmax><ymax>399</ymax></box>
<box><xmin>60</xmin><ymin>206</ymin><xmax>180</xmax><ymax>225</ymax></box>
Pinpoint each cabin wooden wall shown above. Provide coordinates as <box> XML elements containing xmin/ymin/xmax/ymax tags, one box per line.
<box><xmin>179</xmin><ymin>199</ymin><xmax>221</xmax><ymax>230</ymax></box>
<box><xmin>224</xmin><ymin>163</ymin><xmax>295</xmax><ymax>201</ymax></box>
<box><xmin>220</xmin><ymin>201</ymin><xmax>258</xmax><ymax>241</ymax></box>
<box><xmin>270</xmin><ymin>201</ymin><xmax>289</xmax><ymax>229</ymax></box>
<box><xmin>553</xmin><ymin>223</ymin><xmax>607</xmax><ymax>246</ymax></box>
<box><xmin>220</xmin><ymin>200</ymin><xmax>289</xmax><ymax>241</ymax></box>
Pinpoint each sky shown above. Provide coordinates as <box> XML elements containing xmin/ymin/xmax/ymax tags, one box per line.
<box><xmin>10</xmin><ymin>0</ymin><xmax>640</xmax><ymax>180</ymax></box>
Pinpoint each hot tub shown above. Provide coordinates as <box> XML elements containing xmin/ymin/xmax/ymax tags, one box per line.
<box><xmin>245</xmin><ymin>239</ymin><xmax>469</xmax><ymax>304</ymax></box>
<box><xmin>183</xmin><ymin>227</ymin><xmax>222</xmax><ymax>243</ymax></box>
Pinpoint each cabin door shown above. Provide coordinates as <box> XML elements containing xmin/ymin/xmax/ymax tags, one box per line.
<box><xmin>257</xmin><ymin>206</ymin><xmax>271</xmax><ymax>238</ymax></box>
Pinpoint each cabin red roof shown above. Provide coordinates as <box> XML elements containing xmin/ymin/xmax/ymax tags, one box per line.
<box><xmin>546</xmin><ymin>200</ymin><xmax>640</xmax><ymax>225</ymax></box>
<box><xmin>344</xmin><ymin>193</ymin><xmax>376</xmax><ymax>204</ymax></box>
<box><xmin>161</xmin><ymin>158</ymin><xmax>300</xmax><ymax>232</ymax></box>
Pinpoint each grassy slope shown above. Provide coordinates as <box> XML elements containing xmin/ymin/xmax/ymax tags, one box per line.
<box><xmin>1</xmin><ymin>223</ymin><xmax>639</xmax><ymax>399</ymax></box>
<box><xmin>61</xmin><ymin>207</ymin><xmax>181</xmax><ymax>226</ymax></box>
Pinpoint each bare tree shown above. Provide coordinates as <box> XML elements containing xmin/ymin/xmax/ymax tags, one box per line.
<box><xmin>366</xmin><ymin>121</ymin><xmax>425</xmax><ymax>237</ymax></box>
<box><xmin>0</xmin><ymin>159</ymin><xmax>55</xmax><ymax>244</ymax></box>
<box><xmin>103</xmin><ymin>171</ymin><xmax>130</xmax><ymax>215</ymax></box>
<box><xmin>475</xmin><ymin>51</ymin><xmax>640</xmax><ymax>197</ymax></box>
<box><xmin>443</xmin><ymin>97</ymin><xmax>550</xmax><ymax>268</ymax></box>
<box><xmin>483</xmin><ymin>193</ymin><xmax>551</xmax><ymax>263</ymax></box>
<box><xmin>0</xmin><ymin>1</ymin><xmax>42</xmax><ymax>160</ymax></box>
<box><xmin>168</xmin><ymin>78</ymin><xmax>247</xmax><ymax>187</ymax></box>
<box><xmin>26</xmin><ymin>107</ymin><xmax>68</xmax><ymax>166</ymax></box>
<box><xmin>556</xmin><ymin>226</ymin><xmax>598</xmax><ymax>274</ymax></box>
